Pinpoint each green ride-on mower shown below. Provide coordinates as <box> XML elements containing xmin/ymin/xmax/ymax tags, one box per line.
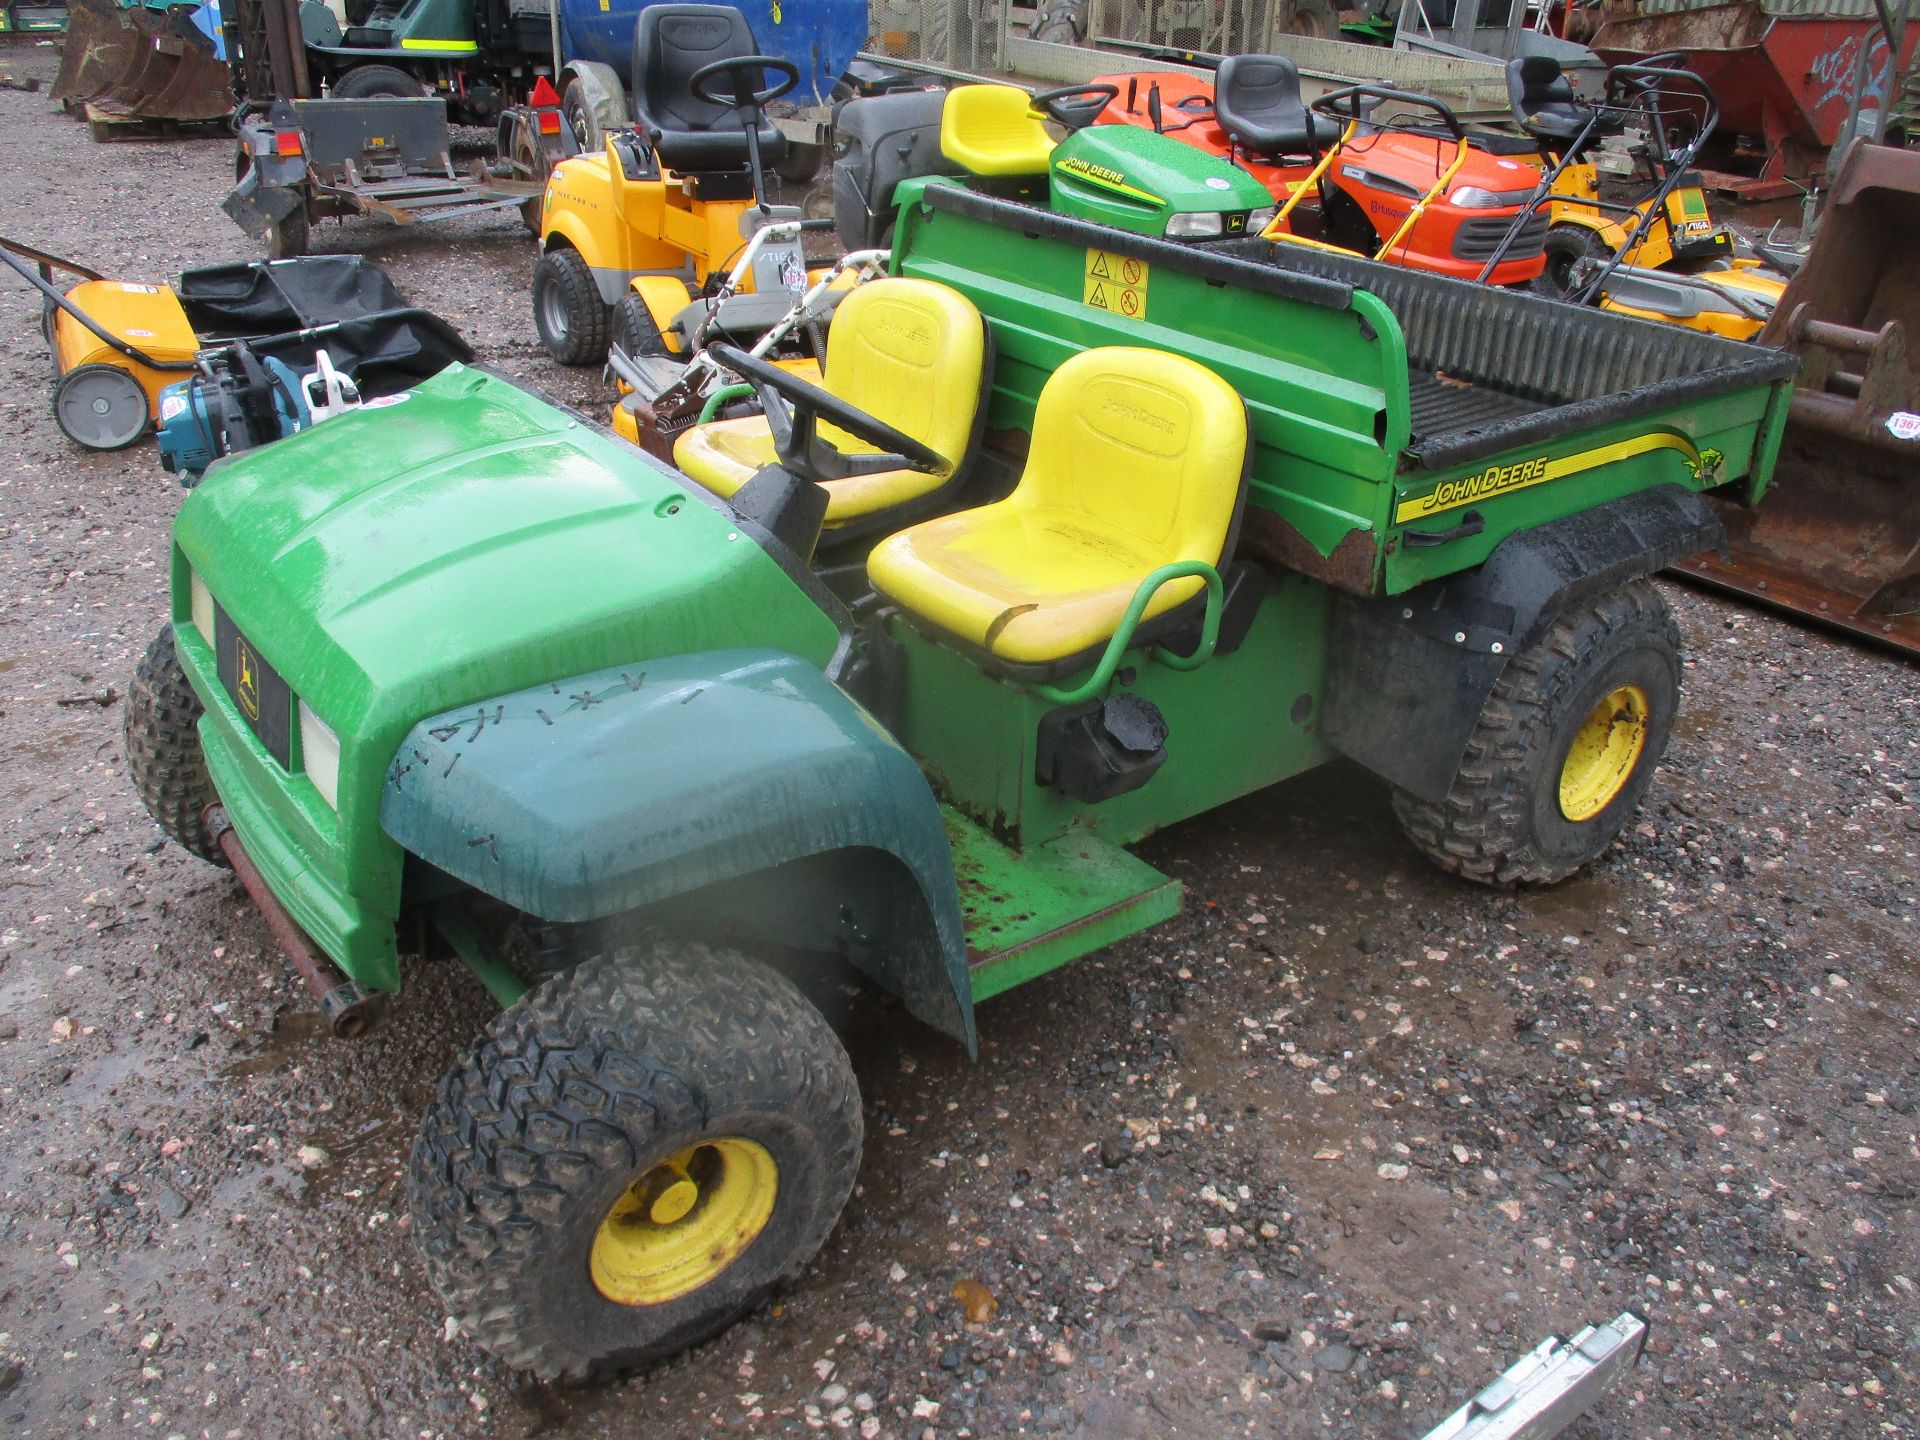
<box><xmin>126</xmin><ymin>170</ymin><xmax>1795</xmax><ymax>1379</ymax></box>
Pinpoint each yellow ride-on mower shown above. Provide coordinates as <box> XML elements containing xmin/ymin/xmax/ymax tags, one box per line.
<box><xmin>1484</xmin><ymin>53</ymin><xmax>1787</xmax><ymax>339</ymax></box>
<box><xmin>531</xmin><ymin>3</ymin><xmax>811</xmax><ymax>366</ymax></box>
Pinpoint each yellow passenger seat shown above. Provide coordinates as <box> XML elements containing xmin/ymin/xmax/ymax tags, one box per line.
<box><xmin>673</xmin><ymin>277</ymin><xmax>989</xmax><ymax>534</ymax></box>
<box><xmin>940</xmin><ymin>84</ymin><xmax>1056</xmax><ymax>176</ymax></box>
<box><xmin>867</xmin><ymin>347</ymin><xmax>1248</xmax><ymax>669</ymax></box>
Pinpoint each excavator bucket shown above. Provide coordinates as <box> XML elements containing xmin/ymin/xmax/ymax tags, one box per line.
<box><xmin>97</xmin><ymin>6</ymin><xmax>231</xmax><ymax>119</ymax></box>
<box><xmin>1674</xmin><ymin>141</ymin><xmax>1920</xmax><ymax>658</ymax></box>
<box><xmin>54</xmin><ymin>0</ymin><xmax>230</xmax><ymax>122</ymax></box>
<box><xmin>52</xmin><ymin>0</ymin><xmax>152</xmax><ymax>108</ymax></box>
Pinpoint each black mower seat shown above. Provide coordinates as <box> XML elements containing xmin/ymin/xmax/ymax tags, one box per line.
<box><xmin>631</xmin><ymin>3</ymin><xmax>787</xmax><ymax>174</ymax></box>
<box><xmin>1214</xmin><ymin>55</ymin><xmax>1338</xmax><ymax>157</ymax></box>
<box><xmin>1505</xmin><ymin>56</ymin><xmax>1606</xmax><ymax>144</ymax></box>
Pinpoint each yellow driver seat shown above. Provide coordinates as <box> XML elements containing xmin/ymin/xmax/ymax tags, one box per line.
<box><xmin>673</xmin><ymin>277</ymin><xmax>988</xmax><ymax>531</ymax></box>
<box><xmin>867</xmin><ymin>347</ymin><xmax>1248</xmax><ymax>668</ymax></box>
<box><xmin>940</xmin><ymin>84</ymin><xmax>1055</xmax><ymax>176</ymax></box>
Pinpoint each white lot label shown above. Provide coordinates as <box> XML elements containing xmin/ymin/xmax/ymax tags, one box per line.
<box><xmin>1886</xmin><ymin>410</ymin><xmax>1920</xmax><ymax>441</ymax></box>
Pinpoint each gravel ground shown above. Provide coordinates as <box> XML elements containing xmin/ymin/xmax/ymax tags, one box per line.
<box><xmin>1</xmin><ymin>40</ymin><xmax>1917</xmax><ymax>1439</ymax></box>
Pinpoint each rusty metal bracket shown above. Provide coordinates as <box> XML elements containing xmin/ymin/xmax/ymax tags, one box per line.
<box><xmin>205</xmin><ymin>805</ymin><xmax>387</xmax><ymax>1038</ymax></box>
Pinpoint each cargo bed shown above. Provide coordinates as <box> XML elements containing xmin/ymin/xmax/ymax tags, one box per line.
<box><xmin>889</xmin><ymin>182</ymin><xmax>1797</xmax><ymax>596</ymax></box>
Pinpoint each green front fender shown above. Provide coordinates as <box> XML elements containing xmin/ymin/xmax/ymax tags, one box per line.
<box><xmin>379</xmin><ymin>648</ymin><xmax>975</xmax><ymax>1049</ymax></box>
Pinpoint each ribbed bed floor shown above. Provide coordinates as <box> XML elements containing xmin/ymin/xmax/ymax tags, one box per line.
<box><xmin>1406</xmin><ymin>369</ymin><xmax>1547</xmax><ymax>447</ymax></box>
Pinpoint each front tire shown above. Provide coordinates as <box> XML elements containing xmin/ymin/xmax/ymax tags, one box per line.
<box><xmin>125</xmin><ymin>625</ymin><xmax>228</xmax><ymax>866</ymax></box>
<box><xmin>532</xmin><ymin>247</ymin><xmax>611</xmax><ymax>365</ymax></box>
<box><xmin>410</xmin><ymin>943</ymin><xmax>863</xmax><ymax>1381</ymax></box>
<box><xmin>1391</xmin><ymin>579</ymin><xmax>1681</xmax><ymax>887</ymax></box>
<box><xmin>611</xmin><ymin>293</ymin><xmax>673</xmax><ymax>359</ymax></box>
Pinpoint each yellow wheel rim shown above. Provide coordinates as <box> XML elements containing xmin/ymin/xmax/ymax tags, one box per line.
<box><xmin>589</xmin><ymin>1137</ymin><xmax>778</xmax><ymax>1307</ymax></box>
<box><xmin>1558</xmin><ymin>683</ymin><xmax>1650</xmax><ymax>822</ymax></box>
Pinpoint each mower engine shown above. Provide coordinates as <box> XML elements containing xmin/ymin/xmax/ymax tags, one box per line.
<box><xmin>156</xmin><ymin>347</ymin><xmax>361</xmax><ymax>483</ymax></box>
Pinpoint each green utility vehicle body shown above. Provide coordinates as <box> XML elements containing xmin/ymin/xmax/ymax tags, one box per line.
<box><xmin>163</xmin><ymin>182</ymin><xmax>1795</xmax><ymax>1059</ymax></box>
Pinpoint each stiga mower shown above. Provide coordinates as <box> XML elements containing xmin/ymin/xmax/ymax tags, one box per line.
<box><xmin>605</xmin><ymin>219</ymin><xmax>884</xmax><ymax>461</ymax></box>
<box><xmin>531</xmin><ymin>3</ymin><xmax>815</xmax><ymax>366</ymax></box>
<box><xmin>1484</xmin><ymin>54</ymin><xmax>1787</xmax><ymax>338</ymax></box>
<box><xmin>1090</xmin><ymin>57</ymin><xmax>1549</xmax><ymax>287</ymax></box>
<box><xmin>2</xmin><ymin>239</ymin><xmax>469</xmax><ymax>455</ymax></box>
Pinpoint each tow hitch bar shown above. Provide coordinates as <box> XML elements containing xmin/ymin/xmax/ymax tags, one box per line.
<box><xmin>1419</xmin><ymin>1312</ymin><xmax>1647</xmax><ymax>1440</ymax></box>
<box><xmin>204</xmin><ymin>806</ymin><xmax>387</xmax><ymax>1038</ymax></box>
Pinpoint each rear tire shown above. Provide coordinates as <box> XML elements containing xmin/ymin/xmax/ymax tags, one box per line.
<box><xmin>1390</xmin><ymin>579</ymin><xmax>1681</xmax><ymax>888</ymax></box>
<box><xmin>125</xmin><ymin>625</ymin><xmax>229</xmax><ymax>867</ymax></box>
<box><xmin>1534</xmin><ymin>223</ymin><xmax>1613</xmax><ymax>300</ymax></box>
<box><xmin>409</xmin><ymin>943</ymin><xmax>863</xmax><ymax>1381</ymax></box>
<box><xmin>330</xmin><ymin>64</ymin><xmax>427</xmax><ymax>99</ymax></box>
<box><xmin>532</xmin><ymin>247</ymin><xmax>611</xmax><ymax>365</ymax></box>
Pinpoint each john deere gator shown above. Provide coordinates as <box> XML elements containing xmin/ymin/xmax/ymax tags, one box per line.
<box><xmin>126</xmin><ymin>176</ymin><xmax>1794</xmax><ymax>1379</ymax></box>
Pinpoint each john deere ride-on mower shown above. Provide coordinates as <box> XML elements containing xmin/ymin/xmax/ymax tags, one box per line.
<box><xmin>531</xmin><ymin>3</ymin><xmax>813</xmax><ymax>366</ymax></box>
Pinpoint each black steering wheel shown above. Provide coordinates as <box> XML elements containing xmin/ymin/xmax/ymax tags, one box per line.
<box><xmin>688</xmin><ymin>54</ymin><xmax>800</xmax><ymax>112</ymax></box>
<box><xmin>1031</xmin><ymin>83</ymin><xmax>1120</xmax><ymax>131</ymax></box>
<box><xmin>708</xmin><ymin>344</ymin><xmax>946</xmax><ymax>483</ymax></box>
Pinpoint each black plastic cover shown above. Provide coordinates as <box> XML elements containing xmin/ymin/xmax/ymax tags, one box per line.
<box><xmin>1323</xmin><ymin>483</ymin><xmax>1723</xmax><ymax>803</ymax></box>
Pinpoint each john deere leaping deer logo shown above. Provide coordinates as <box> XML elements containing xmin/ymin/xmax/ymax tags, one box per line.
<box><xmin>235</xmin><ymin>638</ymin><xmax>261</xmax><ymax>723</ymax></box>
<box><xmin>1691</xmin><ymin>447</ymin><xmax>1725</xmax><ymax>484</ymax></box>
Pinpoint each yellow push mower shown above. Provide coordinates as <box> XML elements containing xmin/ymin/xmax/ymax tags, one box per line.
<box><xmin>4</xmin><ymin>238</ymin><xmax>199</xmax><ymax>451</ymax></box>
<box><xmin>1485</xmin><ymin>54</ymin><xmax>1786</xmax><ymax>339</ymax></box>
<box><xmin>531</xmin><ymin>3</ymin><xmax>812</xmax><ymax>366</ymax></box>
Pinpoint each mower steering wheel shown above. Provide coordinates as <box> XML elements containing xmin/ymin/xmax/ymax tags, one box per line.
<box><xmin>708</xmin><ymin>343</ymin><xmax>946</xmax><ymax>484</ymax></box>
<box><xmin>688</xmin><ymin>55</ymin><xmax>800</xmax><ymax>112</ymax></box>
<box><xmin>1031</xmin><ymin>83</ymin><xmax>1120</xmax><ymax>131</ymax></box>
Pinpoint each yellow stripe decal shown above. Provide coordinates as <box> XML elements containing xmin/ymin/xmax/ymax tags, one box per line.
<box><xmin>1393</xmin><ymin>432</ymin><xmax>1703</xmax><ymax>525</ymax></box>
<box><xmin>400</xmin><ymin>37</ymin><xmax>479</xmax><ymax>50</ymax></box>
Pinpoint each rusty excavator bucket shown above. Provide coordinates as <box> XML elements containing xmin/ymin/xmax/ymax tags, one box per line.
<box><xmin>52</xmin><ymin>0</ymin><xmax>231</xmax><ymax>123</ymax></box>
<box><xmin>1676</xmin><ymin>141</ymin><xmax>1920</xmax><ymax>659</ymax></box>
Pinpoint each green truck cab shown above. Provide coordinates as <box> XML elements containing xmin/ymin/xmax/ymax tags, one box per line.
<box><xmin>126</xmin><ymin>182</ymin><xmax>1794</xmax><ymax>1381</ymax></box>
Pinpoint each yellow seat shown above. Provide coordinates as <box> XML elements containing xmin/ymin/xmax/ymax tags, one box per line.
<box><xmin>940</xmin><ymin>84</ymin><xmax>1055</xmax><ymax>176</ymax></box>
<box><xmin>867</xmin><ymin>347</ymin><xmax>1248</xmax><ymax>668</ymax></box>
<box><xmin>673</xmin><ymin>278</ymin><xmax>987</xmax><ymax>530</ymax></box>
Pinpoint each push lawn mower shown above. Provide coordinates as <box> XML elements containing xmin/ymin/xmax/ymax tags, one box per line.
<box><xmin>531</xmin><ymin>3</ymin><xmax>817</xmax><ymax>366</ymax></box>
<box><xmin>1484</xmin><ymin>53</ymin><xmax>1787</xmax><ymax>338</ymax></box>
<box><xmin>1091</xmin><ymin>56</ymin><xmax>1550</xmax><ymax>286</ymax></box>
<box><xmin>3</xmin><ymin>241</ymin><xmax>469</xmax><ymax>454</ymax></box>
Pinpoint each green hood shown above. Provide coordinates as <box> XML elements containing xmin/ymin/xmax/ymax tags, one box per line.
<box><xmin>1050</xmin><ymin>125</ymin><xmax>1274</xmax><ymax>238</ymax></box>
<box><xmin>174</xmin><ymin>363</ymin><xmax>840</xmax><ymax>888</ymax></box>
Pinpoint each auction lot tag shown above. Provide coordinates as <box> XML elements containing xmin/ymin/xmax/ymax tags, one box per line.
<box><xmin>1887</xmin><ymin>410</ymin><xmax>1920</xmax><ymax>442</ymax></box>
<box><xmin>1084</xmin><ymin>248</ymin><xmax>1148</xmax><ymax>320</ymax></box>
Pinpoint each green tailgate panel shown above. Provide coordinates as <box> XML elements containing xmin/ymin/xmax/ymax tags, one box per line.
<box><xmin>950</xmin><ymin>807</ymin><xmax>1182</xmax><ymax>1003</ymax></box>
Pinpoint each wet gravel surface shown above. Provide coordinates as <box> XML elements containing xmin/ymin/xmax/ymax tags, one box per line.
<box><xmin>2</xmin><ymin>42</ymin><xmax>1917</xmax><ymax>1439</ymax></box>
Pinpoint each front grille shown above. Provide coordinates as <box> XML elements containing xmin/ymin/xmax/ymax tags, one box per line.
<box><xmin>1452</xmin><ymin>211</ymin><xmax>1548</xmax><ymax>264</ymax></box>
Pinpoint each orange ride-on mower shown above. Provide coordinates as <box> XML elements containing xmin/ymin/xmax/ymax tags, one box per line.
<box><xmin>531</xmin><ymin>4</ymin><xmax>811</xmax><ymax>366</ymax></box>
<box><xmin>1094</xmin><ymin>57</ymin><xmax>1549</xmax><ymax>286</ymax></box>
